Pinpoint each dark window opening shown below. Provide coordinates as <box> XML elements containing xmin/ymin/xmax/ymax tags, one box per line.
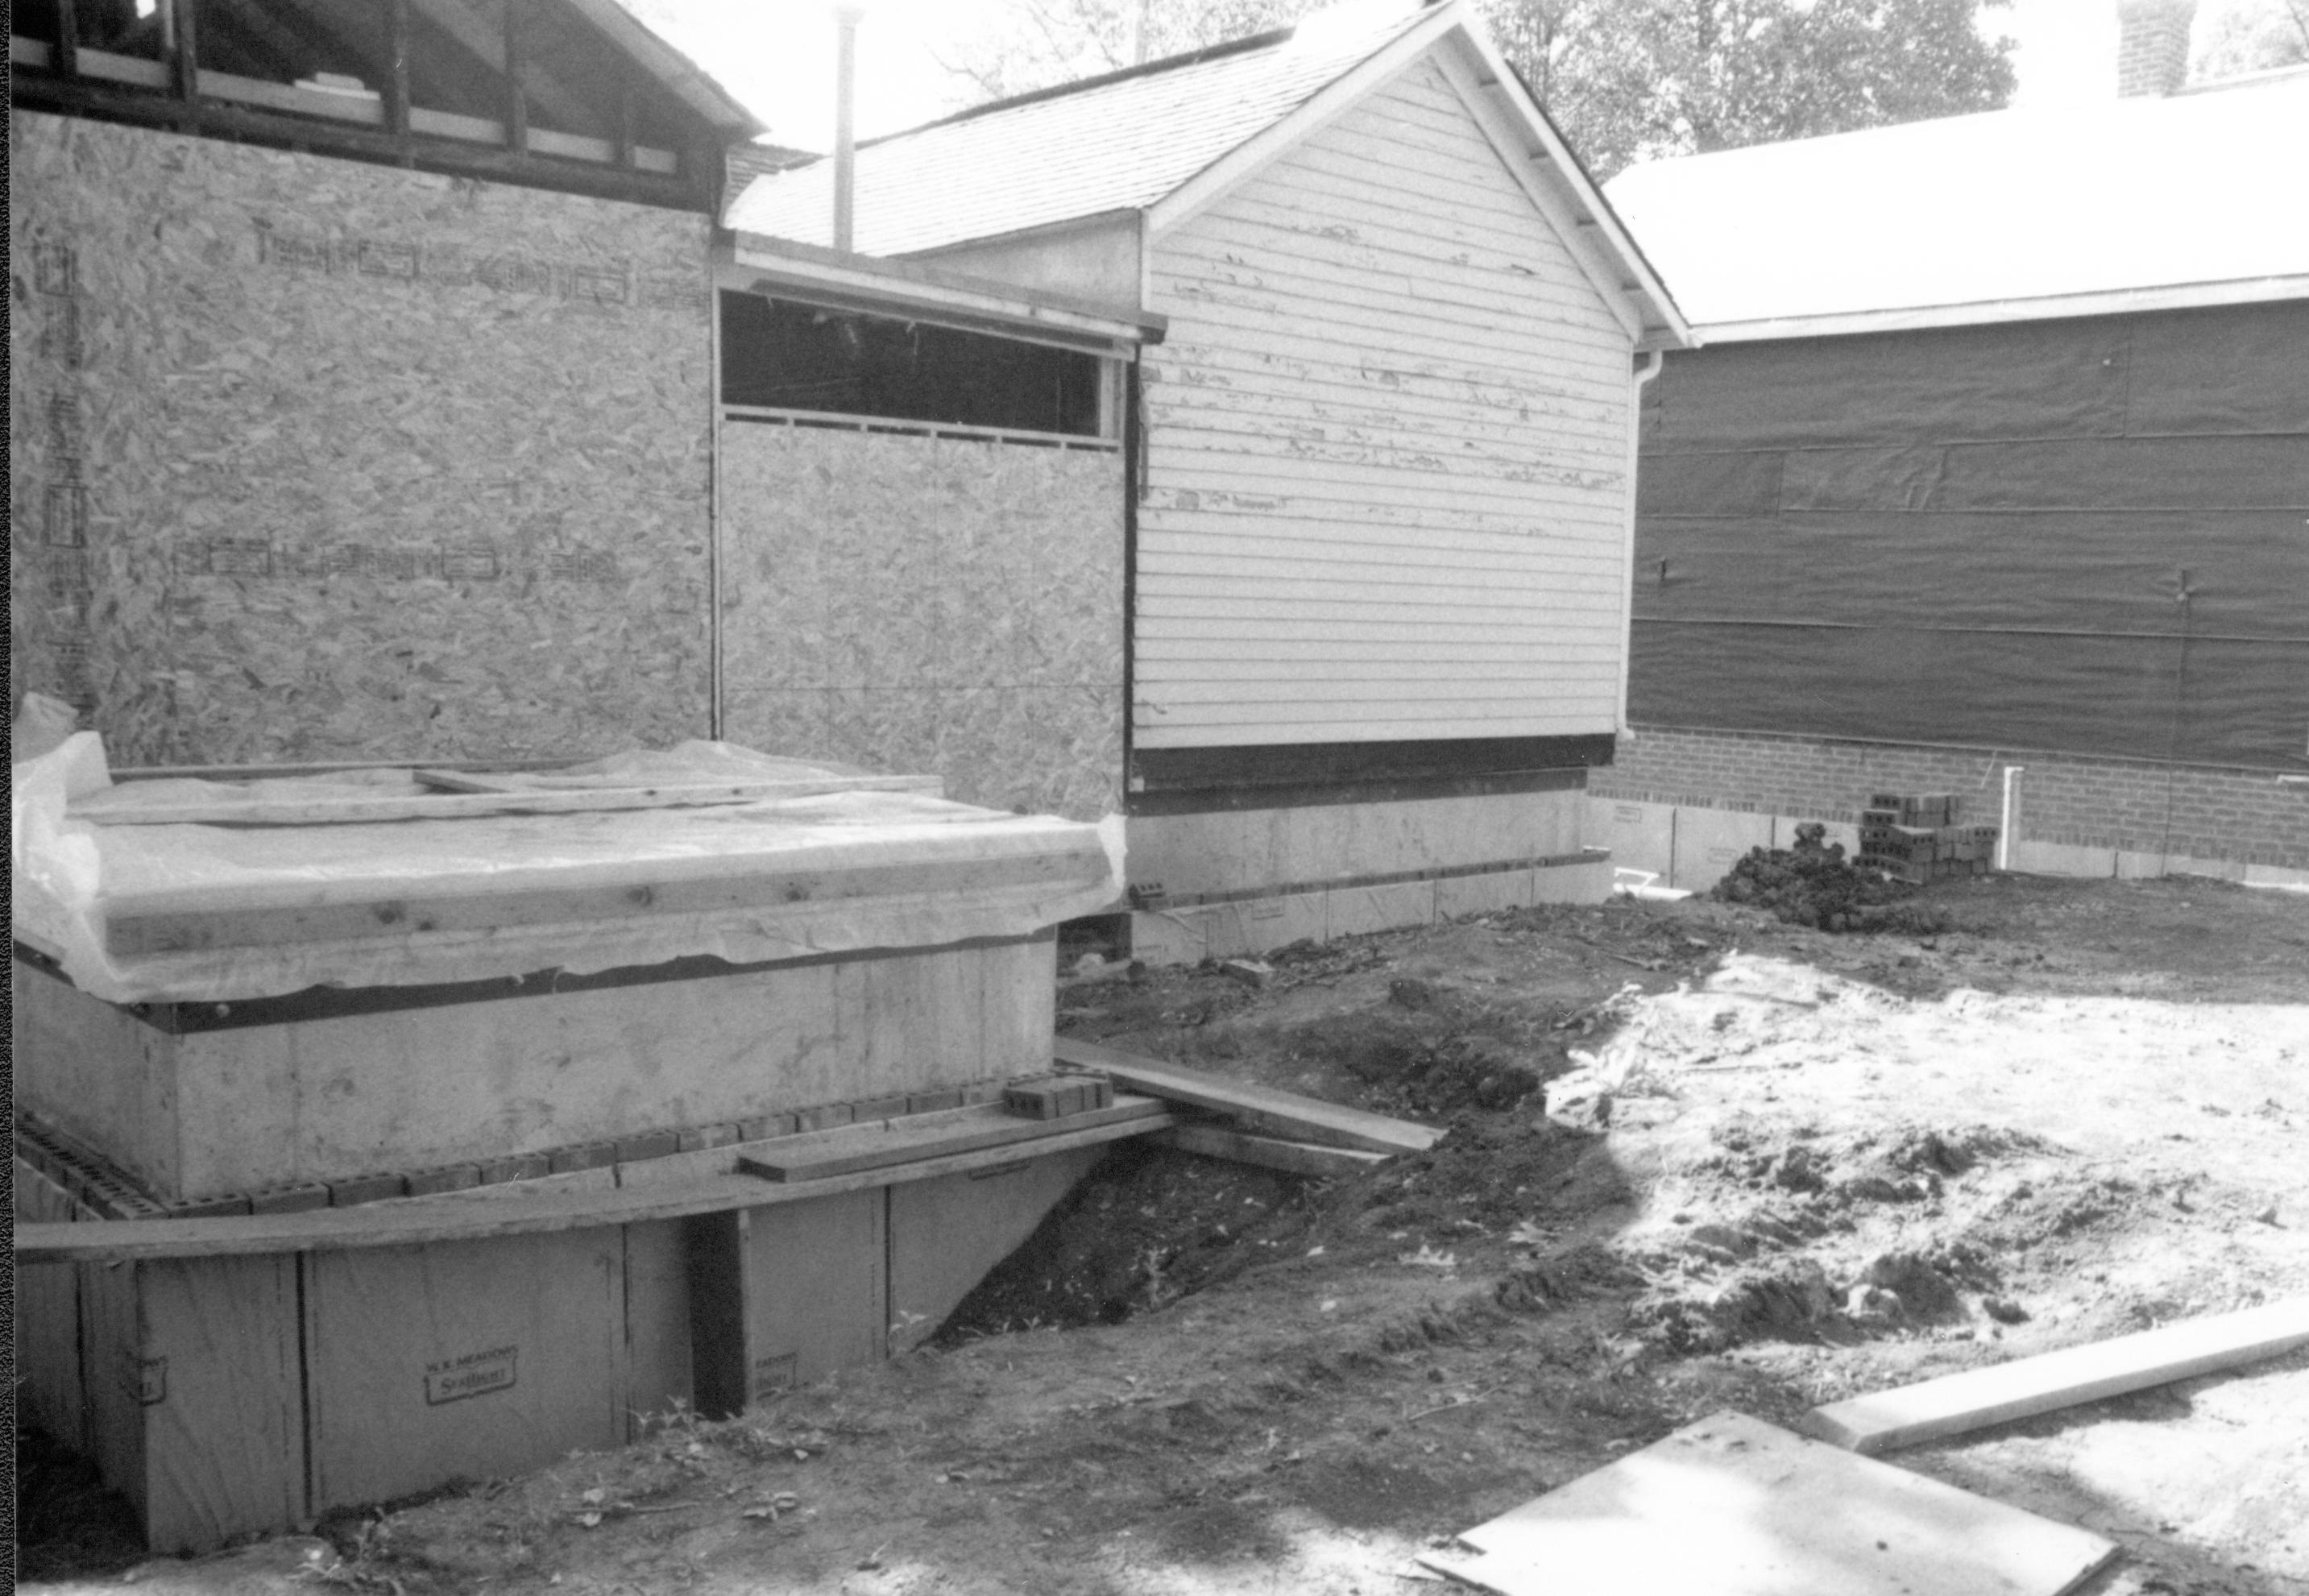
<box><xmin>720</xmin><ymin>291</ymin><xmax>1106</xmax><ymax>438</ymax></box>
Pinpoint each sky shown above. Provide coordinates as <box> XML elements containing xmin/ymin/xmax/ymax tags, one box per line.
<box><xmin>628</xmin><ymin>0</ymin><xmax>2152</xmax><ymax>155</ymax></box>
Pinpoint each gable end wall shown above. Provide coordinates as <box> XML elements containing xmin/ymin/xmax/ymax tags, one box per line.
<box><xmin>1134</xmin><ymin>54</ymin><xmax>1635</xmax><ymax>753</ymax></box>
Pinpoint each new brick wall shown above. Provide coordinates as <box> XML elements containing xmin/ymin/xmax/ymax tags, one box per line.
<box><xmin>1596</xmin><ymin>724</ymin><xmax>2309</xmax><ymax>871</ymax></box>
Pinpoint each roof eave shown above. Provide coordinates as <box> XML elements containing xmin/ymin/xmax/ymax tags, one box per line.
<box><xmin>1439</xmin><ymin>17</ymin><xmax>1693</xmax><ymax>349</ymax></box>
<box><xmin>726</xmin><ymin>231</ymin><xmax>1167</xmax><ymax>349</ymax></box>
<box><xmin>569</xmin><ymin>0</ymin><xmax>765</xmax><ymax>138</ymax></box>
<box><xmin>1686</xmin><ymin>273</ymin><xmax>2309</xmax><ymax>343</ymax></box>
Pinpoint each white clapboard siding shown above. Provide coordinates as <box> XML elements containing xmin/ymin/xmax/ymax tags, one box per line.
<box><xmin>1138</xmin><ymin>53</ymin><xmax>1632</xmax><ymax>749</ymax></box>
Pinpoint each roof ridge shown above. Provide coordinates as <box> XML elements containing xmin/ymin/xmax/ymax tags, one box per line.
<box><xmin>856</xmin><ymin>27</ymin><xmax>1302</xmax><ymax>152</ymax></box>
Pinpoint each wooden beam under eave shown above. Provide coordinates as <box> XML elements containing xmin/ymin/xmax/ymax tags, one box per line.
<box><xmin>53</xmin><ymin>0</ymin><xmax>81</xmax><ymax>77</ymax></box>
<box><xmin>615</xmin><ymin>75</ymin><xmax>634</xmax><ymax>169</ymax></box>
<box><xmin>402</xmin><ymin>0</ymin><xmax>593</xmax><ymax>134</ymax></box>
<box><xmin>6</xmin><ymin>73</ymin><xmax>705</xmax><ymax>210</ymax></box>
<box><xmin>386</xmin><ymin>0</ymin><xmax>412</xmax><ymax>160</ymax></box>
<box><xmin>503</xmin><ymin>0</ymin><xmax>527</xmax><ymax>151</ymax></box>
<box><xmin>169</xmin><ymin>0</ymin><xmax>200</xmax><ymax>127</ymax></box>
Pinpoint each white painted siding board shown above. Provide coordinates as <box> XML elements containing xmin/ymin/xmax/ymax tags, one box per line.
<box><xmin>1145</xmin><ymin>533</ymin><xmax>1624</xmax><ymax>578</ymax></box>
<box><xmin>1138</xmin><ymin>54</ymin><xmax>1632</xmax><ymax>752</ymax></box>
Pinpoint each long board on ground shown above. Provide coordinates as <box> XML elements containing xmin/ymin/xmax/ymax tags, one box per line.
<box><xmin>1421</xmin><ymin>1409</ymin><xmax>2117</xmax><ymax>1596</ymax></box>
<box><xmin>1052</xmin><ymin>1037</ymin><xmax>1439</xmax><ymax>1157</ymax></box>
<box><xmin>1154</xmin><ymin>1124</ymin><xmax>1391</xmax><ymax>1179</ymax></box>
<box><xmin>70</xmin><ymin>773</ymin><xmax>943</xmax><ymax>828</ymax></box>
<box><xmin>12</xmin><ymin>1108</ymin><xmax>1177</xmax><ymax>1262</ymax></box>
<box><xmin>738</xmin><ymin>1098</ymin><xmax>1167</xmax><ymax>1182</ymax></box>
<box><xmin>1804</xmin><ymin>1296</ymin><xmax>2309</xmax><ymax>1455</ymax></box>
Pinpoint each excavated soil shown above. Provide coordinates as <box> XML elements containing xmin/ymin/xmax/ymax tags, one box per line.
<box><xmin>20</xmin><ymin>873</ymin><xmax>2309</xmax><ymax>1596</ymax></box>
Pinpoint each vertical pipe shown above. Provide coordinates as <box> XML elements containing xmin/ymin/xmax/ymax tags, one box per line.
<box><xmin>1616</xmin><ymin>349</ymin><xmax>1666</xmax><ymax>734</ymax></box>
<box><xmin>709</xmin><ymin>281</ymin><xmax>726</xmax><ymax>742</ymax></box>
<box><xmin>833</xmin><ymin>5</ymin><xmax>862</xmax><ymax>253</ymax></box>
<box><xmin>1998</xmin><ymin>765</ymin><xmax>2023</xmax><ymax>872</ymax></box>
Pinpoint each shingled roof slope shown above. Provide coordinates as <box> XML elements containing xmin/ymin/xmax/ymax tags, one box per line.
<box><xmin>724</xmin><ymin>3</ymin><xmax>1438</xmax><ymax>255</ymax></box>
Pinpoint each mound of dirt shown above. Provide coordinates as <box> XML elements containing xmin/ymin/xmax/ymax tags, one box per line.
<box><xmin>1712</xmin><ymin>823</ymin><xmax>1950</xmax><ymax>934</ymax></box>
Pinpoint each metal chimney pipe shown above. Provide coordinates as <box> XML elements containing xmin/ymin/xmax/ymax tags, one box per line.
<box><xmin>833</xmin><ymin>4</ymin><xmax>863</xmax><ymax>252</ymax></box>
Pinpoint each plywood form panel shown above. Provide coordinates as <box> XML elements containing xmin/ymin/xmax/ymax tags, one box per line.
<box><xmin>305</xmin><ymin>1229</ymin><xmax>627</xmax><ymax>1513</ymax></box>
<box><xmin>737</xmin><ymin>1190</ymin><xmax>887</xmax><ymax>1399</ymax></box>
<box><xmin>15</xmin><ymin>1158</ymin><xmax>90</xmax><ymax>1451</ymax></box>
<box><xmin>28</xmin><ymin>943</ymin><xmax>1038</xmax><ymax>1202</ymax></box>
<box><xmin>719</xmin><ymin>425</ymin><xmax>1124</xmax><ymax>819</ymax></box>
<box><xmin>622</xmin><ymin>1220</ymin><xmax>695</xmax><ymax>1436</ymax></box>
<box><xmin>67</xmin><ymin>1242</ymin><xmax>307</xmax><ymax>1551</ymax></box>
<box><xmin>16</xmin><ymin>961</ymin><xmax>184</xmax><ymax>1198</ymax></box>
<box><xmin>6</xmin><ymin>110</ymin><xmax>711</xmax><ymax>765</ymax></box>
<box><xmin>886</xmin><ymin>1149</ymin><xmax>1106</xmax><ymax>1348</ymax></box>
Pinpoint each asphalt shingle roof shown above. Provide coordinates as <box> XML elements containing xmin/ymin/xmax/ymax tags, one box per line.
<box><xmin>724</xmin><ymin>3</ymin><xmax>1438</xmax><ymax>255</ymax></box>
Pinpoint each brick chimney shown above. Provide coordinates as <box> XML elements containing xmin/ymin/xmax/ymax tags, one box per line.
<box><xmin>2116</xmin><ymin>0</ymin><xmax>2196</xmax><ymax>97</ymax></box>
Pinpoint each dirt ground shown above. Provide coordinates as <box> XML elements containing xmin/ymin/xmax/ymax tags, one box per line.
<box><xmin>20</xmin><ymin>870</ymin><xmax>2309</xmax><ymax>1596</ymax></box>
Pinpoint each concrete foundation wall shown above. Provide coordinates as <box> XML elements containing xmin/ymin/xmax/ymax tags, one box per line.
<box><xmin>1592</xmin><ymin>723</ymin><xmax>2309</xmax><ymax>888</ymax></box>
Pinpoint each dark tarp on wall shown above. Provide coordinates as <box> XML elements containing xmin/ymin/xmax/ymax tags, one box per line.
<box><xmin>1632</xmin><ymin>300</ymin><xmax>2309</xmax><ymax>769</ymax></box>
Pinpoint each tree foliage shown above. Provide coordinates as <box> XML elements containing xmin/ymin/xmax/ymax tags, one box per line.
<box><xmin>943</xmin><ymin>0</ymin><xmax>2017</xmax><ymax>182</ymax></box>
<box><xmin>936</xmin><ymin>0</ymin><xmax>1327</xmax><ymax>101</ymax></box>
<box><xmin>1482</xmin><ymin>0</ymin><xmax>2017</xmax><ymax>180</ymax></box>
<box><xmin>2191</xmin><ymin>0</ymin><xmax>2309</xmax><ymax>80</ymax></box>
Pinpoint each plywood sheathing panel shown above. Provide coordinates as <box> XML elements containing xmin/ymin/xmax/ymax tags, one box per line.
<box><xmin>1432</xmin><ymin>1409</ymin><xmax>2116</xmax><ymax>1596</ymax></box>
<box><xmin>719</xmin><ymin>423</ymin><xmax>1125</xmax><ymax>819</ymax></box>
<box><xmin>6</xmin><ymin>108</ymin><xmax>712</xmax><ymax>765</ymax></box>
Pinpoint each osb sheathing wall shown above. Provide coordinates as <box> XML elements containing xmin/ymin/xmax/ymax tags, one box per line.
<box><xmin>7</xmin><ymin>110</ymin><xmax>714</xmax><ymax>765</ymax></box>
<box><xmin>719</xmin><ymin>423</ymin><xmax>1124</xmax><ymax>819</ymax></box>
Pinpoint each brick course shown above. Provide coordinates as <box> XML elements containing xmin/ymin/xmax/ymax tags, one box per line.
<box><xmin>1598</xmin><ymin>725</ymin><xmax>2308</xmax><ymax>870</ymax></box>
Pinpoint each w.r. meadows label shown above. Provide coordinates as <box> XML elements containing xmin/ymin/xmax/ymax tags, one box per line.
<box><xmin>425</xmin><ymin>1345</ymin><xmax>518</xmax><ymax>1405</ymax></box>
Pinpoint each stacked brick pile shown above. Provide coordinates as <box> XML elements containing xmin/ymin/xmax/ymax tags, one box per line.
<box><xmin>1860</xmin><ymin>794</ymin><xmax>1999</xmax><ymax>885</ymax></box>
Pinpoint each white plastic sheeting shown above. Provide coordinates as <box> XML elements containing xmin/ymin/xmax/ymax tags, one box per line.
<box><xmin>13</xmin><ymin>736</ymin><xmax>1125</xmax><ymax>1006</ymax></box>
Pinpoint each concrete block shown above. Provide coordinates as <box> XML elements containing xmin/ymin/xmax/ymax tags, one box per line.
<box><xmin>614</xmin><ymin>1130</ymin><xmax>681</xmax><ymax>1165</ymax></box>
<box><xmin>1436</xmin><ymin>866</ymin><xmax>1536</xmax><ymax>920</ymax></box>
<box><xmin>247</xmin><ymin>1184</ymin><xmax>330</xmax><ymax>1216</ymax></box>
<box><xmin>2141</xmin><ymin>854</ymin><xmax>2249</xmax><ymax>883</ymax></box>
<box><xmin>404</xmin><ymin>1164</ymin><xmax>483</xmax><ymax>1197</ymax></box>
<box><xmin>2245</xmin><ymin>861</ymin><xmax>2309</xmax><ymax>889</ymax></box>
<box><xmin>325</xmin><ymin>1173</ymin><xmax>408</xmax><ymax>1208</ymax></box>
<box><xmin>1132</xmin><ymin>890</ymin><xmax>1329</xmax><ymax>964</ymax></box>
<box><xmin>549</xmin><ymin>1142</ymin><xmax>618</xmax><ymax>1175</ymax></box>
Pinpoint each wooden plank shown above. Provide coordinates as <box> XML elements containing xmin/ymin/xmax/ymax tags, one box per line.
<box><xmin>1052</xmin><ymin>1038</ymin><xmax>1440</xmax><ymax>1157</ymax></box>
<box><xmin>1427</xmin><ymin>1411</ymin><xmax>2116</xmax><ymax>1596</ymax></box>
<box><xmin>737</xmin><ymin>1098</ymin><xmax>1167</xmax><ymax>1183</ymax></box>
<box><xmin>1154</xmin><ymin>1124</ymin><xmax>1392</xmax><ymax>1178</ymax></box>
<box><xmin>73</xmin><ymin>773</ymin><xmax>942</xmax><ymax>827</ymax></box>
<box><xmin>103</xmin><ymin>844</ymin><xmax>1088</xmax><ymax>958</ymax></box>
<box><xmin>13</xmin><ymin>1113</ymin><xmax>1178</xmax><ymax>1262</ymax></box>
<box><xmin>1802</xmin><ymin>1298</ymin><xmax>2309</xmax><ymax>1456</ymax></box>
